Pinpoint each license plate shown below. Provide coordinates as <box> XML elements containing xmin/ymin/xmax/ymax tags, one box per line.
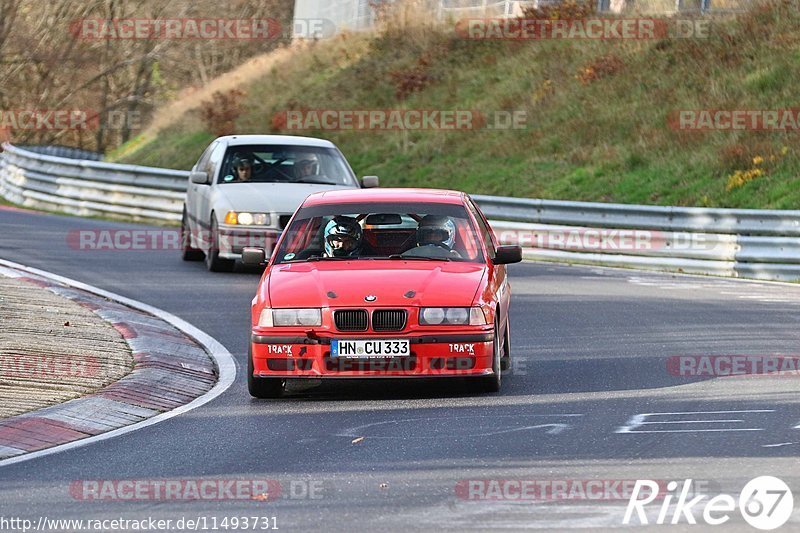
<box><xmin>331</xmin><ymin>339</ymin><xmax>410</xmax><ymax>358</ymax></box>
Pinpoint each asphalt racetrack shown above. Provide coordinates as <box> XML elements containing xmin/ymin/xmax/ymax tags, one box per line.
<box><xmin>1</xmin><ymin>207</ymin><xmax>799</xmax><ymax>531</ymax></box>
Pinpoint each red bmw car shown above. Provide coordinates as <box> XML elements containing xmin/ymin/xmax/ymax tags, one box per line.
<box><xmin>242</xmin><ymin>188</ymin><xmax>522</xmax><ymax>398</ymax></box>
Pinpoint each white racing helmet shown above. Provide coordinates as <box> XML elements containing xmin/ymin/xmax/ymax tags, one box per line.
<box><xmin>417</xmin><ymin>215</ymin><xmax>456</xmax><ymax>249</ymax></box>
<box><xmin>295</xmin><ymin>153</ymin><xmax>319</xmax><ymax>175</ymax></box>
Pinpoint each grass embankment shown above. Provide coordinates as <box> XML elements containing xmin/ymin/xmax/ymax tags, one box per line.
<box><xmin>110</xmin><ymin>2</ymin><xmax>800</xmax><ymax>209</ymax></box>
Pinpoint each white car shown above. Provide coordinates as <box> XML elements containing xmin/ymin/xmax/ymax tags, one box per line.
<box><xmin>181</xmin><ymin>135</ymin><xmax>378</xmax><ymax>271</ymax></box>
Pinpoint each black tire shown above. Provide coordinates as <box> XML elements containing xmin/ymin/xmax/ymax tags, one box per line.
<box><xmin>205</xmin><ymin>216</ymin><xmax>235</xmax><ymax>272</ymax></box>
<box><xmin>248</xmin><ymin>346</ymin><xmax>286</xmax><ymax>399</ymax></box>
<box><xmin>475</xmin><ymin>322</ymin><xmax>502</xmax><ymax>393</ymax></box>
<box><xmin>181</xmin><ymin>208</ymin><xmax>204</xmax><ymax>261</ymax></box>
<box><xmin>500</xmin><ymin>317</ymin><xmax>511</xmax><ymax>371</ymax></box>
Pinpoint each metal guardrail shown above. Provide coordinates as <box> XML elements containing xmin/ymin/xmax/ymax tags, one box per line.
<box><xmin>473</xmin><ymin>195</ymin><xmax>800</xmax><ymax>237</ymax></box>
<box><xmin>1</xmin><ymin>143</ymin><xmax>799</xmax><ymax>281</ymax></box>
<box><xmin>0</xmin><ymin>143</ymin><xmax>186</xmax><ymax>223</ymax></box>
<box><xmin>477</xmin><ymin>196</ymin><xmax>800</xmax><ymax>281</ymax></box>
<box><xmin>18</xmin><ymin>145</ymin><xmax>103</xmax><ymax>161</ymax></box>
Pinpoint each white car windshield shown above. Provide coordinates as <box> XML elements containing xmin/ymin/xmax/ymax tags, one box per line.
<box><xmin>220</xmin><ymin>144</ymin><xmax>357</xmax><ymax>186</ymax></box>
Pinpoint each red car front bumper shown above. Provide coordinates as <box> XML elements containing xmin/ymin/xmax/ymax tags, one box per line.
<box><xmin>250</xmin><ymin>331</ymin><xmax>495</xmax><ymax>378</ymax></box>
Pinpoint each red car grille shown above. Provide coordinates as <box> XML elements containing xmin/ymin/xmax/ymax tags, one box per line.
<box><xmin>333</xmin><ymin>309</ymin><xmax>408</xmax><ymax>332</ymax></box>
<box><xmin>372</xmin><ymin>309</ymin><xmax>407</xmax><ymax>332</ymax></box>
<box><xmin>334</xmin><ymin>309</ymin><xmax>368</xmax><ymax>331</ymax></box>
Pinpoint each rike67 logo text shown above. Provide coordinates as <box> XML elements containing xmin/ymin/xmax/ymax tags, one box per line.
<box><xmin>624</xmin><ymin>477</ymin><xmax>793</xmax><ymax>530</ymax></box>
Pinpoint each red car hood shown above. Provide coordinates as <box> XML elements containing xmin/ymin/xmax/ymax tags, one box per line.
<box><xmin>268</xmin><ymin>261</ymin><xmax>486</xmax><ymax>308</ymax></box>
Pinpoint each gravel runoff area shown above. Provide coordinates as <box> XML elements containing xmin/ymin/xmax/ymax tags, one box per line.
<box><xmin>0</xmin><ymin>274</ymin><xmax>133</xmax><ymax>418</ymax></box>
<box><xmin>0</xmin><ymin>263</ymin><xmax>219</xmax><ymax>461</ymax></box>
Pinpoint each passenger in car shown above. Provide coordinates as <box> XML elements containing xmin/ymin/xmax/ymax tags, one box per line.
<box><xmin>403</xmin><ymin>215</ymin><xmax>463</xmax><ymax>259</ymax></box>
<box><xmin>294</xmin><ymin>153</ymin><xmax>319</xmax><ymax>180</ymax></box>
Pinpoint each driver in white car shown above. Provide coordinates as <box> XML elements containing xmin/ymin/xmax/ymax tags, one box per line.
<box><xmin>223</xmin><ymin>153</ymin><xmax>254</xmax><ymax>182</ymax></box>
<box><xmin>232</xmin><ymin>154</ymin><xmax>253</xmax><ymax>181</ymax></box>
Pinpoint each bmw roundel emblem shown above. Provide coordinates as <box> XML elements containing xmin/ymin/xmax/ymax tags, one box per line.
<box><xmin>364</xmin><ymin>295</ymin><xmax>377</xmax><ymax>302</ymax></box>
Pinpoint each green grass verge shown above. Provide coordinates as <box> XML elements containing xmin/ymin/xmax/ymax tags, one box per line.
<box><xmin>110</xmin><ymin>3</ymin><xmax>800</xmax><ymax>209</ymax></box>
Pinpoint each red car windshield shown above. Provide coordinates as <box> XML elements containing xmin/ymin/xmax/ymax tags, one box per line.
<box><xmin>275</xmin><ymin>202</ymin><xmax>485</xmax><ymax>263</ymax></box>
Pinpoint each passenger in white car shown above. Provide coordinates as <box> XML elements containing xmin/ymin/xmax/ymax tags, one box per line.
<box><xmin>294</xmin><ymin>153</ymin><xmax>319</xmax><ymax>180</ymax></box>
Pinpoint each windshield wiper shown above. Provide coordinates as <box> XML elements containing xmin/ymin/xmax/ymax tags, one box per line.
<box><xmin>293</xmin><ymin>179</ymin><xmax>337</xmax><ymax>185</ymax></box>
<box><xmin>387</xmin><ymin>254</ymin><xmax>451</xmax><ymax>261</ymax></box>
<box><xmin>306</xmin><ymin>255</ymin><xmax>350</xmax><ymax>261</ymax></box>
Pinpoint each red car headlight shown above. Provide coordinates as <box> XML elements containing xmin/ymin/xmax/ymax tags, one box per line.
<box><xmin>260</xmin><ymin>308</ymin><xmax>322</xmax><ymax>327</ymax></box>
<box><xmin>419</xmin><ymin>307</ymin><xmax>487</xmax><ymax>326</ymax></box>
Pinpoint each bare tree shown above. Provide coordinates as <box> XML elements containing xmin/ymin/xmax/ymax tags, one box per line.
<box><xmin>0</xmin><ymin>0</ymin><xmax>293</xmax><ymax>150</ymax></box>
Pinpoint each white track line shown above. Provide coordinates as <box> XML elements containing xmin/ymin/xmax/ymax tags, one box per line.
<box><xmin>557</xmin><ymin>261</ymin><xmax>800</xmax><ymax>289</ymax></box>
<box><xmin>0</xmin><ymin>258</ymin><xmax>237</xmax><ymax>468</ymax></box>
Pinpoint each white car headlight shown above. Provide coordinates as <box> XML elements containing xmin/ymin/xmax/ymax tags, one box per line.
<box><xmin>271</xmin><ymin>308</ymin><xmax>322</xmax><ymax>327</ymax></box>
<box><xmin>420</xmin><ymin>307</ymin><xmax>486</xmax><ymax>326</ymax></box>
<box><xmin>225</xmin><ymin>211</ymin><xmax>270</xmax><ymax>226</ymax></box>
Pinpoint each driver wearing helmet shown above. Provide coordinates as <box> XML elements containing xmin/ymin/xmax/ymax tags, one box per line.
<box><xmin>405</xmin><ymin>215</ymin><xmax>462</xmax><ymax>259</ymax></box>
<box><xmin>323</xmin><ymin>216</ymin><xmax>363</xmax><ymax>258</ymax></box>
<box><xmin>294</xmin><ymin>153</ymin><xmax>319</xmax><ymax>179</ymax></box>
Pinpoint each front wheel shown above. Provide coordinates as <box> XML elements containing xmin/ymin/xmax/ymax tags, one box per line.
<box><xmin>248</xmin><ymin>347</ymin><xmax>286</xmax><ymax>399</ymax></box>
<box><xmin>205</xmin><ymin>217</ymin><xmax>235</xmax><ymax>272</ymax></box>
<box><xmin>500</xmin><ymin>316</ymin><xmax>511</xmax><ymax>371</ymax></box>
<box><xmin>181</xmin><ymin>208</ymin><xmax>204</xmax><ymax>261</ymax></box>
